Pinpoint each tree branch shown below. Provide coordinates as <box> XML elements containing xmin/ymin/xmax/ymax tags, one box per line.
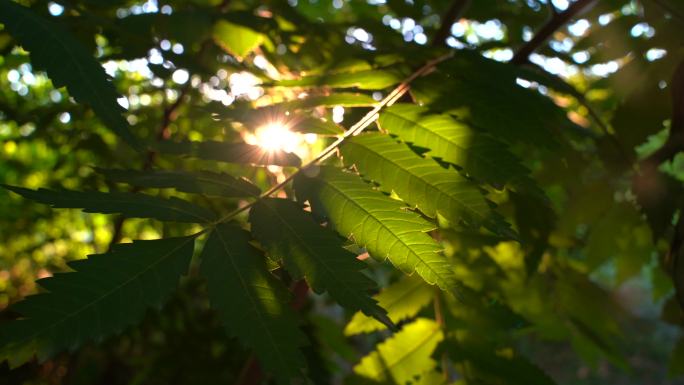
<box><xmin>511</xmin><ymin>0</ymin><xmax>596</xmax><ymax>64</ymax></box>
<box><xmin>431</xmin><ymin>0</ymin><xmax>471</xmax><ymax>47</ymax></box>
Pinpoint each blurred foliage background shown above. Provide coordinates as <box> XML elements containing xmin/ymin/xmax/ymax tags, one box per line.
<box><xmin>1</xmin><ymin>0</ymin><xmax>684</xmax><ymax>384</ymax></box>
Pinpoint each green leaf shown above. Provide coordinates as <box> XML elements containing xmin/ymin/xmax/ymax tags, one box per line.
<box><xmin>200</xmin><ymin>224</ymin><xmax>307</xmax><ymax>383</ymax></box>
<box><xmin>378</xmin><ymin>104</ymin><xmax>541</xmax><ymax>196</ymax></box>
<box><xmin>249</xmin><ymin>198</ymin><xmax>392</xmax><ymax>329</ymax></box>
<box><xmin>411</xmin><ymin>53</ymin><xmax>575</xmax><ymax>148</ymax></box>
<box><xmin>0</xmin><ymin>0</ymin><xmax>141</xmax><ymax>150</ymax></box>
<box><xmin>443</xmin><ymin>339</ymin><xmax>556</xmax><ymax>385</ymax></box>
<box><xmin>341</xmin><ymin>133</ymin><xmax>516</xmax><ymax>239</ymax></box>
<box><xmin>345</xmin><ymin>275</ymin><xmax>434</xmax><ymax>335</ymax></box>
<box><xmin>0</xmin><ymin>236</ymin><xmax>195</xmax><ymax>367</ymax></box>
<box><xmin>288</xmin><ymin>115</ymin><xmax>344</xmax><ymax>135</ymax></box>
<box><xmin>154</xmin><ymin>140</ymin><xmax>301</xmax><ymax>167</ymax></box>
<box><xmin>353</xmin><ymin>318</ymin><xmax>444</xmax><ymax>384</ymax></box>
<box><xmin>213</xmin><ymin>20</ymin><xmax>263</xmax><ymax>59</ymax></box>
<box><xmin>294</xmin><ymin>166</ymin><xmax>458</xmax><ymax>292</ymax></box>
<box><xmin>276</xmin><ymin>69</ymin><xmax>402</xmax><ymax>90</ymax></box>
<box><xmin>278</xmin><ymin>93</ymin><xmax>376</xmax><ymax>109</ymax></box>
<box><xmin>669</xmin><ymin>336</ymin><xmax>684</xmax><ymax>378</ymax></box>
<box><xmin>3</xmin><ymin>185</ymin><xmax>215</xmax><ymax>223</ymax></box>
<box><xmin>97</xmin><ymin>168</ymin><xmax>261</xmax><ymax>197</ymax></box>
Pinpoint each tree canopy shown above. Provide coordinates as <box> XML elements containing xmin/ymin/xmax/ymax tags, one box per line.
<box><xmin>0</xmin><ymin>0</ymin><xmax>683</xmax><ymax>384</ymax></box>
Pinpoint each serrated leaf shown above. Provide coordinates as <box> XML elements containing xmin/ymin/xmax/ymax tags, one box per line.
<box><xmin>0</xmin><ymin>0</ymin><xmax>141</xmax><ymax>150</ymax></box>
<box><xmin>345</xmin><ymin>275</ymin><xmax>433</xmax><ymax>335</ymax></box>
<box><xmin>3</xmin><ymin>185</ymin><xmax>214</xmax><ymax>223</ymax></box>
<box><xmin>276</xmin><ymin>69</ymin><xmax>402</xmax><ymax>90</ymax></box>
<box><xmin>154</xmin><ymin>140</ymin><xmax>301</xmax><ymax>167</ymax></box>
<box><xmin>294</xmin><ymin>166</ymin><xmax>458</xmax><ymax>292</ymax></box>
<box><xmin>98</xmin><ymin>168</ymin><xmax>261</xmax><ymax>197</ymax></box>
<box><xmin>0</xmin><ymin>236</ymin><xmax>195</xmax><ymax>367</ymax></box>
<box><xmin>250</xmin><ymin>198</ymin><xmax>392</xmax><ymax>328</ymax></box>
<box><xmin>200</xmin><ymin>224</ymin><xmax>307</xmax><ymax>383</ymax></box>
<box><xmin>353</xmin><ymin>318</ymin><xmax>443</xmax><ymax>385</ymax></box>
<box><xmin>213</xmin><ymin>20</ymin><xmax>263</xmax><ymax>59</ymax></box>
<box><xmin>378</xmin><ymin>104</ymin><xmax>542</xmax><ymax>197</ymax></box>
<box><xmin>341</xmin><ymin>133</ymin><xmax>516</xmax><ymax>239</ymax></box>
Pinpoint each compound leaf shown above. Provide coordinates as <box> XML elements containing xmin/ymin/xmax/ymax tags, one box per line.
<box><xmin>294</xmin><ymin>166</ymin><xmax>458</xmax><ymax>292</ymax></box>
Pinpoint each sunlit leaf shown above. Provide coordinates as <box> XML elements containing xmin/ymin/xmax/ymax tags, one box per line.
<box><xmin>345</xmin><ymin>275</ymin><xmax>433</xmax><ymax>335</ymax></box>
<box><xmin>353</xmin><ymin>318</ymin><xmax>443</xmax><ymax>384</ymax></box>
<box><xmin>295</xmin><ymin>166</ymin><xmax>458</xmax><ymax>292</ymax></box>
<box><xmin>213</xmin><ymin>20</ymin><xmax>263</xmax><ymax>59</ymax></box>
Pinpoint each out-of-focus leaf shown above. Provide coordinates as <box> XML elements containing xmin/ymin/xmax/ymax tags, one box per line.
<box><xmin>444</xmin><ymin>339</ymin><xmax>556</xmax><ymax>385</ymax></box>
<box><xmin>3</xmin><ymin>185</ymin><xmax>215</xmax><ymax>223</ymax></box>
<box><xmin>345</xmin><ymin>275</ymin><xmax>433</xmax><ymax>335</ymax></box>
<box><xmin>341</xmin><ymin>133</ymin><xmax>517</xmax><ymax>239</ymax></box>
<box><xmin>200</xmin><ymin>224</ymin><xmax>307</xmax><ymax>384</ymax></box>
<box><xmin>276</xmin><ymin>69</ymin><xmax>402</xmax><ymax>90</ymax></box>
<box><xmin>585</xmin><ymin>202</ymin><xmax>653</xmax><ymax>283</ymax></box>
<box><xmin>213</xmin><ymin>20</ymin><xmax>263</xmax><ymax>59</ymax></box>
<box><xmin>249</xmin><ymin>198</ymin><xmax>392</xmax><ymax>328</ymax></box>
<box><xmin>154</xmin><ymin>140</ymin><xmax>302</xmax><ymax>167</ymax></box>
<box><xmin>669</xmin><ymin>336</ymin><xmax>684</xmax><ymax>378</ymax></box>
<box><xmin>288</xmin><ymin>115</ymin><xmax>345</xmax><ymax>135</ymax></box>
<box><xmin>0</xmin><ymin>0</ymin><xmax>141</xmax><ymax>150</ymax></box>
<box><xmin>98</xmin><ymin>168</ymin><xmax>261</xmax><ymax>197</ymax></box>
<box><xmin>0</xmin><ymin>236</ymin><xmax>195</xmax><ymax>367</ymax></box>
<box><xmin>352</xmin><ymin>318</ymin><xmax>443</xmax><ymax>385</ymax></box>
<box><xmin>295</xmin><ymin>166</ymin><xmax>458</xmax><ymax>292</ymax></box>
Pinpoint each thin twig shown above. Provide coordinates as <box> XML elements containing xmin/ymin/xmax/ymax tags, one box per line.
<box><xmin>511</xmin><ymin>0</ymin><xmax>596</xmax><ymax>64</ymax></box>
<box><xmin>431</xmin><ymin>0</ymin><xmax>471</xmax><ymax>47</ymax></box>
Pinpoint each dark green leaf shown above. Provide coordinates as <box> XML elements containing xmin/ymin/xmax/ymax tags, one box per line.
<box><xmin>0</xmin><ymin>236</ymin><xmax>195</xmax><ymax>367</ymax></box>
<box><xmin>3</xmin><ymin>185</ymin><xmax>215</xmax><ymax>223</ymax></box>
<box><xmin>250</xmin><ymin>198</ymin><xmax>392</xmax><ymax>328</ymax></box>
<box><xmin>200</xmin><ymin>224</ymin><xmax>307</xmax><ymax>383</ymax></box>
<box><xmin>154</xmin><ymin>140</ymin><xmax>301</xmax><ymax>167</ymax></box>
<box><xmin>98</xmin><ymin>168</ymin><xmax>261</xmax><ymax>197</ymax></box>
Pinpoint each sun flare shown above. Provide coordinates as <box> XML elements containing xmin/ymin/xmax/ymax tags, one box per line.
<box><xmin>253</xmin><ymin>122</ymin><xmax>299</xmax><ymax>153</ymax></box>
